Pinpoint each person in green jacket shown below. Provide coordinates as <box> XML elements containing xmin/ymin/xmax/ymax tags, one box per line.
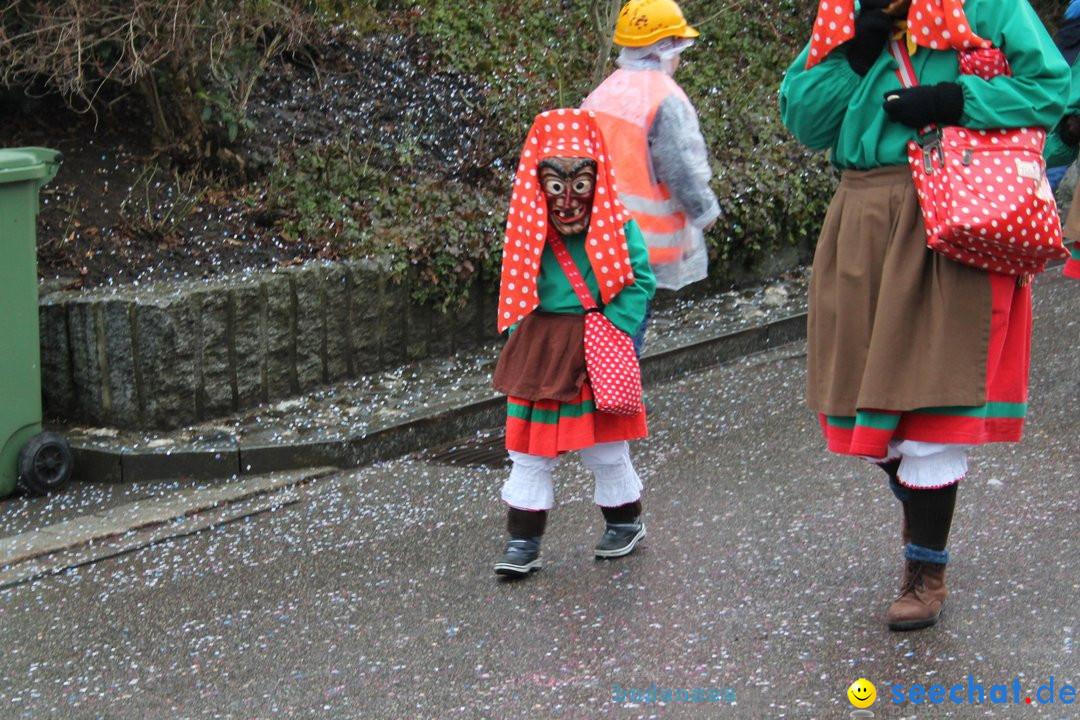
<box><xmin>1046</xmin><ymin>48</ymin><xmax>1080</xmax><ymax>279</ymax></box>
<box><xmin>1044</xmin><ymin>0</ymin><xmax>1080</xmax><ymax>192</ymax></box>
<box><xmin>780</xmin><ymin>0</ymin><xmax>1068</xmax><ymax>631</ymax></box>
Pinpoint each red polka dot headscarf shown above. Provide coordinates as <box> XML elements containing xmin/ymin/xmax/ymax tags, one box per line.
<box><xmin>496</xmin><ymin>108</ymin><xmax>634</xmax><ymax>333</ymax></box>
<box><xmin>805</xmin><ymin>0</ymin><xmax>990</xmax><ymax>69</ymax></box>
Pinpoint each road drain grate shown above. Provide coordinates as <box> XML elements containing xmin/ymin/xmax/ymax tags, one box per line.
<box><xmin>426</xmin><ymin>430</ymin><xmax>509</xmax><ymax>468</ymax></box>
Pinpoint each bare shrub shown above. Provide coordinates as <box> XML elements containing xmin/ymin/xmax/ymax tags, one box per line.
<box><xmin>0</xmin><ymin>0</ymin><xmax>312</xmax><ymax>164</ymax></box>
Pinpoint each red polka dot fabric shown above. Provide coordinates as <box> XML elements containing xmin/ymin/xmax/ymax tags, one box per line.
<box><xmin>547</xmin><ymin>234</ymin><xmax>643</xmax><ymax>416</ymax></box>
<box><xmin>908</xmin><ymin>126</ymin><xmax>1068</xmax><ymax>275</ymax></box>
<box><xmin>583</xmin><ymin>311</ymin><xmax>644</xmax><ymax>415</ymax></box>
<box><xmin>958</xmin><ymin>47</ymin><xmax>1011</xmax><ymax>80</ymax></box>
<box><xmin>497</xmin><ymin>108</ymin><xmax>633</xmax><ymax>333</ymax></box>
<box><xmin>806</xmin><ymin>0</ymin><xmax>990</xmax><ymax>70</ymax></box>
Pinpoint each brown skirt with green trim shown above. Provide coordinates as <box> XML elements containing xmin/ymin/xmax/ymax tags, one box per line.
<box><xmin>809</xmin><ymin>167</ymin><xmax>1032</xmax><ymax>456</ymax></box>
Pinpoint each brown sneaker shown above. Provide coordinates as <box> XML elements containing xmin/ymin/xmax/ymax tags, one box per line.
<box><xmin>887</xmin><ymin>560</ymin><xmax>947</xmax><ymax>631</ymax></box>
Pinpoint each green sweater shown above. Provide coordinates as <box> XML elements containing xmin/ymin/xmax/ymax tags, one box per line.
<box><xmin>780</xmin><ymin>0</ymin><xmax>1069</xmax><ymax>170</ymax></box>
<box><xmin>533</xmin><ymin>218</ymin><xmax>656</xmax><ymax>336</ymax></box>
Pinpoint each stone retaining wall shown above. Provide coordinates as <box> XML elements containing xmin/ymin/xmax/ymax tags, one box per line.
<box><xmin>39</xmin><ymin>259</ymin><xmax>499</xmax><ymax>429</ymax></box>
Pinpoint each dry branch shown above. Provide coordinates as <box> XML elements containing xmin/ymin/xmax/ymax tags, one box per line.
<box><xmin>0</xmin><ymin>0</ymin><xmax>312</xmax><ymax>163</ymax></box>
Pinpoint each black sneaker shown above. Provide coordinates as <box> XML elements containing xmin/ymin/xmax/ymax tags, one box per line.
<box><xmin>594</xmin><ymin>521</ymin><xmax>646</xmax><ymax>558</ymax></box>
<box><xmin>494</xmin><ymin>536</ymin><xmax>542</xmax><ymax>577</ymax></box>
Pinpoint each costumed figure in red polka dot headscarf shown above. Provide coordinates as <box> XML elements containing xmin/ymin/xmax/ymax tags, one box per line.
<box><xmin>780</xmin><ymin>0</ymin><xmax>1069</xmax><ymax>629</ymax></box>
<box><xmin>490</xmin><ymin>108</ymin><xmax>656</xmax><ymax>578</ymax></box>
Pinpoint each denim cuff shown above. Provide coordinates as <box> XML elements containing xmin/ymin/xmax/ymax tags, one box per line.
<box><xmin>904</xmin><ymin>543</ymin><xmax>949</xmax><ymax>565</ymax></box>
<box><xmin>888</xmin><ymin>474</ymin><xmax>910</xmax><ymax>503</ymax></box>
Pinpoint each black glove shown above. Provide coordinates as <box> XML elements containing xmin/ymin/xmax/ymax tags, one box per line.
<box><xmin>1060</xmin><ymin>114</ymin><xmax>1080</xmax><ymax>147</ymax></box>
<box><xmin>882</xmin><ymin>83</ymin><xmax>964</xmax><ymax>128</ymax></box>
<box><xmin>844</xmin><ymin>9</ymin><xmax>894</xmax><ymax>76</ymax></box>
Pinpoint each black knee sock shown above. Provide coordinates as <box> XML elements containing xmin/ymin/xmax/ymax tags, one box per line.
<box><xmin>600</xmin><ymin>500</ymin><xmax>642</xmax><ymax>525</ymax></box>
<box><xmin>906</xmin><ymin>483</ymin><xmax>958</xmax><ymax>552</ymax></box>
<box><xmin>507</xmin><ymin>507</ymin><xmax>547</xmax><ymax>537</ymax></box>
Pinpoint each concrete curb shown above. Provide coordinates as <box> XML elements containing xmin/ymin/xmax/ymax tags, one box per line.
<box><xmin>0</xmin><ymin>467</ymin><xmax>339</xmax><ymax>585</ymax></box>
<box><xmin>68</xmin><ymin>312</ymin><xmax>808</xmax><ymax>483</ymax></box>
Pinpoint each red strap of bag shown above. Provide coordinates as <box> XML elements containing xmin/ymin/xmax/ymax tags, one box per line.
<box><xmin>546</xmin><ymin>233</ymin><xmax>600</xmax><ymax>312</ymax></box>
<box><xmin>889</xmin><ymin>38</ymin><xmax>920</xmax><ymax>90</ymax></box>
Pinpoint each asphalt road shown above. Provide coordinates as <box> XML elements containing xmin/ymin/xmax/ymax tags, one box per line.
<box><xmin>0</xmin><ymin>271</ymin><xmax>1076</xmax><ymax>719</ymax></box>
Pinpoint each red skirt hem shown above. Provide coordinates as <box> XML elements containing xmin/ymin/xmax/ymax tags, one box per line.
<box><xmin>504</xmin><ymin>384</ymin><xmax>647</xmax><ymax>458</ymax></box>
<box><xmin>816</xmin><ymin>273</ymin><xmax>1030</xmax><ymax>458</ymax></box>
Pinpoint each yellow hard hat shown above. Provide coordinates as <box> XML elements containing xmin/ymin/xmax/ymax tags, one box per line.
<box><xmin>613</xmin><ymin>0</ymin><xmax>700</xmax><ymax>48</ymax></box>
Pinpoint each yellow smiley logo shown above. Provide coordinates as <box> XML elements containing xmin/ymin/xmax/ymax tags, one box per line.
<box><xmin>847</xmin><ymin>678</ymin><xmax>876</xmax><ymax>708</ymax></box>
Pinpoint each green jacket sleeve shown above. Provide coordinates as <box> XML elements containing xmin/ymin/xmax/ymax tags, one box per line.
<box><xmin>1045</xmin><ymin>59</ymin><xmax>1080</xmax><ymax>168</ymax></box>
<box><xmin>602</xmin><ymin>219</ymin><xmax>656</xmax><ymax>336</ymax></box>
<box><xmin>779</xmin><ymin>45</ymin><xmax>863</xmax><ymax>152</ymax></box>
<box><xmin>957</xmin><ymin>0</ymin><xmax>1069</xmax><ymax>133</ymax></box>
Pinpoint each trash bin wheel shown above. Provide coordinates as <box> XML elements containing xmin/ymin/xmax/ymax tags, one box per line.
<box><xmin>17</xmin><ymin>431</ymin><xmax>74</xmax><ymax>496</ymax></box>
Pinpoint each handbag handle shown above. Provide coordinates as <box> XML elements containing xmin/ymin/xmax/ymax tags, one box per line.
<box><xmin>546</xmin><ymin>234</ymin><xmax>600</xmax><ymax>312</ymax></box>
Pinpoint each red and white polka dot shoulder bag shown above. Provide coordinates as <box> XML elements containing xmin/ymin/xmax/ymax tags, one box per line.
<box><xmin>547</xmin><ymin>234</ymin><xmax>644</xmax><ymax>416</ymax></box>
<box><xmin>889</xmin><ymin>39</ymin><xmax>1069</xmax><ymax>278</ymax></box>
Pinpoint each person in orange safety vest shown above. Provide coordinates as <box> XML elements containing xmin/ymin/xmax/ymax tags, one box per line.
<box><xmin>582</xmin><ymin>0</ymin><xmax>721</xmax><ymax>352</ymax></box>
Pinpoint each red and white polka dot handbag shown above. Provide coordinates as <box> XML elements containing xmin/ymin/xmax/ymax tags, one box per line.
<box><xmin>548</xmin><ymin>235</ymin><xmax>644</xmax><ymax>416</ymax></box>
<box><xmin>890</xmin><ymin>41</ymin><xmax>1069</xmax><ymax>276</ymax></box>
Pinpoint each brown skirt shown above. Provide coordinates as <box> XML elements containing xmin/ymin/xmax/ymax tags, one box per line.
<box><xmin>806</xmin><ymin>166</ymin><xmax>991</xmax><ymax>415</ymax></box>
<box><xmin>492</xmin><ymin>311</ymin><xmax>586</xmax><ymax>402</ymax></box>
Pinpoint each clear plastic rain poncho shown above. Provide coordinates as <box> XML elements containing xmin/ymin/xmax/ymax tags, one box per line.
<box><xmin>615</xmin><ymin>37</ymin><xmax>721</xmax><ymax>290</ymax></box>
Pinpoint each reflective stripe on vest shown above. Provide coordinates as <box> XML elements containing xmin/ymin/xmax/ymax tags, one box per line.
<box><xmin>583</xmin><ymin>68</ymin><xmax>691</xmax><ymax>265</ymax></box>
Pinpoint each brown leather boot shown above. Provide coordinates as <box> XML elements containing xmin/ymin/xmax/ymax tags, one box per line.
<box><xmin>887</xmin><ymin>560</ymin><xmax>947</xmax><ymax>631</ymax></box>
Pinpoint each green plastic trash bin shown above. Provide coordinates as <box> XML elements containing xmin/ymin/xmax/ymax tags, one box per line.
<box><xmin>0</xmin><ymin>147</ymin><xmax>73</xmax><ymax>497</ymax></box>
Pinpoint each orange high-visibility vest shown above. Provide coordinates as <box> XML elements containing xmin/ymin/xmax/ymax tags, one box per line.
<box><xmin>583</xmin><ymin>68</ymin><xmax>692</xmax><ymax>268</ymax></box>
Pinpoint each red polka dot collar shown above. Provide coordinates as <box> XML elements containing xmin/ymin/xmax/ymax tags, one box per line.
<box><xmin>806</xmin><ymin>0</ymin><xmax>989</xmax><ymax>70</ymax></box>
